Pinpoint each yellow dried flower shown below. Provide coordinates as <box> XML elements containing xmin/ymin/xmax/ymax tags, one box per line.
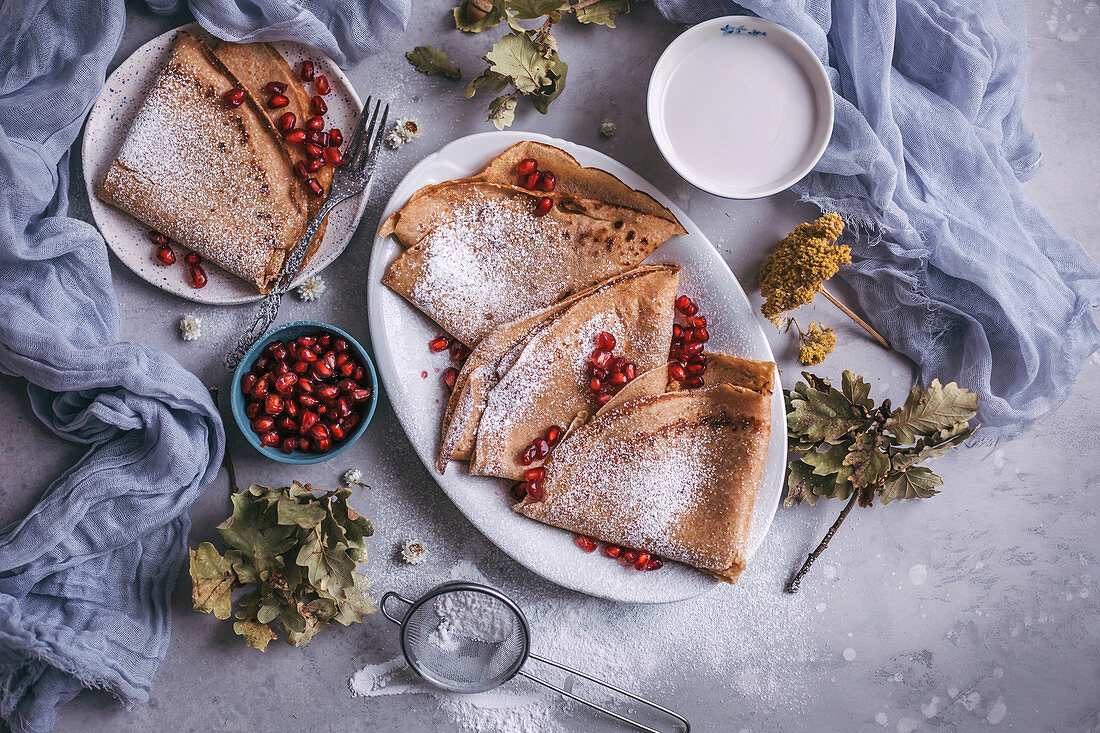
<box><xmin>758</xmin><ymin>212</ymin><xmax>849</xmax><ymax>327</ymax></box>
<box><xmin>797</xmin><ymin>322</ymin><xmax>836</xmax><ymax>365</ymax></box>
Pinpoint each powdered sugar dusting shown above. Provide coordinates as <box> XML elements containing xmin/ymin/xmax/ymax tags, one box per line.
<box><xmin>408</xmin><ymin>193</ymin><xmax>567</xmax><ymax>341</ymax></box>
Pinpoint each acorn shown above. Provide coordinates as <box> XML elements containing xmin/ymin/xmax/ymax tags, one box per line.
<box><xmin>464</xmin><ymin>0</ymin><xmax>492</xmax><ymax>21</ymax></box>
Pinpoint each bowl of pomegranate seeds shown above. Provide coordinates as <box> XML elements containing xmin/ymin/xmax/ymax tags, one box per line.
<box><xmin>230</xmin><ymin>321</ymin><xmax>377</xmax><ymax>464</ymax></box>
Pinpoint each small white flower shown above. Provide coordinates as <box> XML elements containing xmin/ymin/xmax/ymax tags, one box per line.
<box><xmin>296</xmin><ymin>274</ymin><xmax>325</xmax><ymax>301</ymax></box>
<box><xmin>179</xmin><ymin>314</ymin><xmax>202</xmax><ymax>341</ymax></box>
<box><xmin>599</xmin><ymin>118</ymin><xmax>616</xmax><ymax>139</ymax></box>
<box><xmin>386</xmin><ymin>130</ymin><xmax>406</xmax><ymax>149</ymax></box>
<box><xmin>400</xmin><ymin>538</ymin><xmax>427</xmax><ymax>565</ymax></box>
<box><xmin>343</xmin><ymin>468</ymin><xmax>367</xmax><ymax>487</ymax></box>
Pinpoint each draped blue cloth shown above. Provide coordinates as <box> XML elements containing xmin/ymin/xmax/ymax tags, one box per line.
<box><xmin>0</xmin><ymin>1</ymin><xmax>408</xmax><ymax>731</ymax></box>
<box><xmin>656</xmin><ymin>0</ymin><xmax>1100</xmax><ymax>439</ymax></box>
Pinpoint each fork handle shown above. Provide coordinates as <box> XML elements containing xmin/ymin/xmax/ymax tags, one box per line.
<box><xmin>223</xmin><ymin>191</ymin><xmax>355</xmax><ymax>370</ymax></box>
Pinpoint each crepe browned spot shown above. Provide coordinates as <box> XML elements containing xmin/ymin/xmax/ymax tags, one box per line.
<box><xmin>444</xmin><ymin>264</ymin><xmax>679</xmax><ymax>481</ymax></box>
<box><xmin>379</xmin><ymin>141</ymin><xmax>685</xmax><ymax>240</ymax></box>
<box><xmin>515</xmin><ymin>384</ymin><xmax>772</xmax><ymax>583</ymax></box>
<box><xmin>96</xmin><ymin>32</ymin><xmax>316</xmax><ymax>292</ymax></box>
<box><xmin>381</xmin><ymin>182</ymin><xmax>683</xmax><ymax>346</ymax></box>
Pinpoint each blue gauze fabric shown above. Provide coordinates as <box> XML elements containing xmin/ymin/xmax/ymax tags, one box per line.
<box><xmin>0</xmin><ymin>1</ymin><xmax>409</xmax><ymax>732</ymax></box>
<box><xmin>655</xmin><ymin>0</ymin><xmax>1100</xmax><ymax>439</ymax></box>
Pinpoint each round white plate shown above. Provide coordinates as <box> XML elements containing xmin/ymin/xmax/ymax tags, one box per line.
<box><xmin>368</xmin><ymin>132</ymin><xmax>786</xmax><ymax>603</ymax></box>
<box><xmin>648</xmin><ymin>16</ymin><xmax>834</xmax><ymax>200</ymax></box>
<box><xmin>82</xmin><ymin>23</ymin><xmax>369</xmax><ymax>305</ymax></box>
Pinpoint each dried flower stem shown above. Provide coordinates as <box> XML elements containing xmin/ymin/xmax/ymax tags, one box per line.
<box><xmin>208</xmin><ymin>386</ymin><xmax>240</xmax><ymax>496</ymax></box>
<box><xmin>818</xmin><ymin>286</ymin><xmax>891</xmax><ymax>350</ymax></box>
<box><xmin>784</xmin><ymin>491</ymin><xmax>858</xmax><ymax>593</ymax></box>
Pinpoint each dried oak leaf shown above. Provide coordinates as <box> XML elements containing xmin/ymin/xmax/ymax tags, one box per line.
<box><xmin>233</xmin><ymin>620</ymin><xmax>277</xmax><ymax>652</ymax></box>
<box><xmin>190</xmin><ymin>542</ymin><xmax>239</xmax><ymax>620</ymax></box>
<box><xmin>406</xmin><ymin>45</ymin><xmax>462</xmax><ymax>79</ymax></box>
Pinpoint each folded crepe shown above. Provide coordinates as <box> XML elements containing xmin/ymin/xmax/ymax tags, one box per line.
<box><xmin>515</xmin><ymin>383</ymin><xmax>772</xmax><ymax>583</ymax></box>
<box><xmin>440</xmin><ymin>264</ymin><xmax>680</xmax><ymax>481</ymax></box>
<box><xmin>381</xmin><ymin>181</ymin><xmax>684</xmax><ymax>345</ymax></box>
<box><xmin>96</xmin><ymin>32</ymin><xmax>318</xmax><ymax>292</ymax></box>
<box><xmin>379</xmin><ymin>140</ymin><xmax>686</xmax><ymax>241</ymax></box>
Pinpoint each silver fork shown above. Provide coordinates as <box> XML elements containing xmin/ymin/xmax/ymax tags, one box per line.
<box><xmin>225</xmin><ymin>97</ymin><xmax>391</xmax><ymax>369</ymax></box>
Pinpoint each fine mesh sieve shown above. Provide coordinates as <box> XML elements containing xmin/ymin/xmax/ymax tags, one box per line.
<box><xmin>380</xmin><ymin>581</ymin><xmax>690</xmax><ymax>733</ymax></box>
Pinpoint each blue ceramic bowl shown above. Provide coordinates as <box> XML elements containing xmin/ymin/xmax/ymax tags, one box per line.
<box><xmin>229</xmin><ymin>321</ymin><xmax>378</xmax><ymax>464</ymax></box>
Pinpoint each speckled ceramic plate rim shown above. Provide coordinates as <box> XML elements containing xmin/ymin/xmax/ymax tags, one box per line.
<box><xmin>647</xmin><ymin>15</ymin><xmax>835</xmax><ymax>200</ymax></box>
<box><xmin>367</xmin><ymin>131</ymin><xmax>785</xmax><ymax>604</ymax></box>
<box><xmin>81</xmin><ymin>22</ymin><xmax>370</xmax><ymax>305</ymax></box>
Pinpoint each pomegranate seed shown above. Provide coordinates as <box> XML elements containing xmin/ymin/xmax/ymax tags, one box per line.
<box><xmin>300</xmin><ymin>411</ymin><xmax>319</xmax><ymax>431</ymax></box>
<box><xmin>668</xmin><ymin>363</ymin><xmax>686</xmax><ymax>381</ymax></box>
<box><xmin>338</xmin><ymin>361</ymin><xmax>355</xmax><ymax>378</ymax></box>
<box><xmin>644</xmin><ymin>557</ymin><xmax>664</xmax><ymax>571</ymax></box>
<box><xmin>148</xmin><ymin>229</ymin><xmax>169</xmax><ymax>245</ymax></box>
<box><xmin>690</xmin><ymin>315</ymin><xmax>707</xmax><ymax>329</ymax></box>
<box><xmin>315</xmin><ymin>437</ymin><xmax>332</xmax><ymax>452</ymax></box>
<box><xmin>278</xmin><ymin>415</ymin><xmax>297</xmax><ymax>432</ymax></box>
<box><xmin>546</xmin><ymin>425</ymin><xmax>562</xmax><ymax>445</ymax></box>
<box><xmin>515</xmin><ymin>158</ymin><xmax>537</xmax><ymax>175</ymax></box>
<box><xmin>311</xmin><ymin>95</ymin><xmax>327</xmax><ymax>115</ymax></box>
<box><xmin>336</xmin><ymin>399</ymin><xmax>353</xmax><ymax>418</ymax></box>
<box><xmin>686</xmin><ymin>362</ymin><xmax>705</xmax><ymax>376</ymax></box>
<box><xmin>574</xmin><ymin>535</ymin><xmax>598</xmax><ymax>552</ymax></box>
<box><xmin>595</xmin><ymin>393</ymin><xmax>613</xmax><ymax>406</ymax></box>
<box><xmin>274</xmin><ymin>373</ymin><xmax>298</xmax><ymax>394</ymax></box>
<box><xmin>285</xmin><ymin>400</ymin><xmax>300</xmax><ymax>418</ymax></box>
<box><xmin>276</xmin><ymin>112</ymin><xmax>296</xmax><ymax>132</ymax></box>
<box><xmin>354</xmin><ymin>367</ymin><xmax>365</xmax><ymax>381</ymax></box>
<box><xmin>608</xmin><ymin>372</ymin><xmax>628</xmax><ymax>387</ymax></box>
<box><xmin>520</xmin><ymin>445</ymin><xmax>537</xmax><ymax>466</ymax></box>
<box><xmin>589</xmin><ymin>377</ymin><xmax>602</xmax><ymax>393</ymax></box>
<box><xmin>309</xmin><ymin>422</ymin><xmax>330</xmax><ymax>441</ymax></box>
<box><xmin>241</xmin><ymin>373</ymin><xmax>257</xmax><ymax>393</ymax></box>
<box><xmin>306</xmin><ymin>178</ymin><xmax>324</xmax><ymax>196</ymax></box>
<box><xmin>532</xmin><ymin>439</ymin><xmax>550</xmax><ymax>458</ymax></box>
<box><xmin>307</xmin><ymin>157</ymin><xmax>325</xmax><ymax>172</ymax></box>
<box><xmin>264</xmin><ymin>340</ymin><xmax>284</xmax><ymax>355</ymax></box>
<box><xmin>634</xmin><ymin>552</ymin><xmax>651</xmax><ymax>571</ymax></box>
<box><xmin>285</xmin><ymin>129</ymin><xmax>307</xmax><ymax>144</ymax></box>
<box><xmin>526</xmin><ymin>482</ymin><xmax>544</xmax><ymax>500</ymax></box>
<box><xmin>510</xmin><ymin>482</ymin><xmax>528</xmax><ymax>501</ymax></box>
<box><xmin>263</xmin><ymin>395</ymin><xmax>284</xmax><ymax>415</ymax></box>
<box><xmin>449</xmin><ymin>341</ymin><xmax>470</xmax><ymax>362</ymax></box>
<box><xmin>522</xmin><ymin>172</ymin><xmax>540</xmax><ymax>189</ymax></box>
<box><xmin>222</xmin><ymin>88</ymin><xmax>245</xmax><ymax>107</ymax></box>
<box><xmin>333</xmin><ymin>338</ymin><xmax>349</xmax><ymax>352</ymax></box>
<box><xmin>428</xmin><ymin>335</ymin><xmax>450</xmax><ymax>352</ymax></box>
<box><xmin>314</xmin><ymin>74</ymin><xmax>331</xmax><ymax>95</ymax></box>
<box><xmin>311</xmin><ymin>362</ymin><xmax>333</xmax><ymax>380</ymax></box>
<box><xmin>264</xmin><ymin>81</ymin><xmax>287</xmax><ymax>95</ymax></box>
<box><xmin>351</xmin><ymin>388</ymin><xmax>372</xmax><ymax>402</ymax></box>
<box><xmin>268</xmin><ymin>94</ymin><xmax>289</xmax><ymax>109</ymax></box>
<box><xmin>675</xmin><ymin>295</ymin><xmax>693</xmax><ymax>313</ymax></box>
<box><xmin>622</xmin><ymin>550</ymin><xmax>638</xmax><ymax>563</ymax></box>
<box><xmin>524</xmin><ymin>467</ymin><xmax>545</xmax><ymax>482</ymax></box>
<box><xmin>303</xmin><ymin>142</ymin><xmax>324</xmax><ymax>158</ymax></box>
<box><xmin>324</xmin><ymin>147</ymin><xmax>344</xmax><ymax>167</ymax></box>
<box><xmin>245</xmin><ymin>402</ymin><xmax>260</xmax><ymax>419</ymax></box>
<box><xmin>336</xmin><ymin>378</ymin><xmax>356</xmax><ymax>394</ymax></box>
<box><xmin>605</xmin><ymin>546</ymin><xmax>622</xmax><ymax>558</ymax></box>
<box><xmin>441</xmin><ymin>367</ymin><xmax>458</xmax><ymax>390</ymax></box>
<box><xmin>299</xmin><ymin>59</ymin><xmax>315</xmax><ymax>81</ymax></box>
<box><xmin>685</xmin><ymin>375</ymin><xmax>704</xmax><ymax>388</ymax></box>
<box><xmin>317</xmin><ymin>333</ymin><xmax>332</xmax><ymax>348</ymax></box>
<box><xmin>589</xmin><ymin>349</ymin><xmax>613</xmax><ymax>370</ymax></box>
<box><xmin>536</xmin><ymin>171</ymin><xmax>556</xmax><ymax>192</ymax></box>
<box><xmin>299</xmin><ymin>348</ymin><xmax>317</xmax><ymax>363</ymax></box>
<box><xmin>683</xmin><ymin>341</ymin><xmax>705</xmax><ymax>356</ymax></box>
<box><xmin>307</xmin><ymin>130</ymin><xmax>327</xmax><ymax>146</ymax></box>
<box><xmin>317</xmin><ymin>385</ymin><xmax>339</xmax><ymax>402</ymax></box>
<box><xmin>279</xmin><ymin>437</ymin><xmax>297</xmax><ymax>454</ymax></box>
<box><xmin>294</xmin><ymin>161</ymin><xmax>309</xmax><ymax>179</ymax></box>
<box><xmin>596</xmin><ymin>331</ymin><xmax>616</xmax><ymax>351</ymax></box>
<box><xmin>154</xmin><ymin>244</ymin><xmax>175</xmax><ymax>265</ymax></box>
<box><xmin>184</xmin><ymin>252</ymin><xmax>201</xmax><ymax>265</ymax></box>
<box><xmin>298</xmin><ymin>394</ymin><xmax>318</xmax><ymax>409</ymax></box>
<box><xmin>251</xmin><ymin>416</ymin><xmax>275</xmax><ymax>433</ymax></box>
<box><xmin>327</xmin><ymin>128</ymin><xmax>343</xmax><ymax>147</ymax></box>
<box><xmin>260</xmin><ymin>431</ymin><xmax>280</xmax><ymax>447</ymax></box>
<box><xmin>188</xmin><ymin>264</ymin><xmax>207</xmax><ymax>289</ymax></box>
<box><xmin>306</xmin><ymin>115</ymin><xmax>325</xmax><ymax>131</ymax></box>
<box><xmin>623</xmin><ymin>362</ymin><xmax>636</xmax><ymax>380</ymax></box>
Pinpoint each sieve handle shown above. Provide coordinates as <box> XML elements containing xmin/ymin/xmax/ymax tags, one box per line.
<box><xmin>380</xmin><ymin>592</ymin><xmax>413</xmax><ymax>624</ymax></box>
<box><xmin>519</xmin><ymin>653</ymin><xmax>690</xmax><ymax>733</ymax></box>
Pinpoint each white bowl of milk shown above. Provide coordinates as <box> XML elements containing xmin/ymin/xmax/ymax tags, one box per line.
<box><xmin>647</xmin><ymin>16</ymin><xmax>834</xmax><ymax>199</ymax></box>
